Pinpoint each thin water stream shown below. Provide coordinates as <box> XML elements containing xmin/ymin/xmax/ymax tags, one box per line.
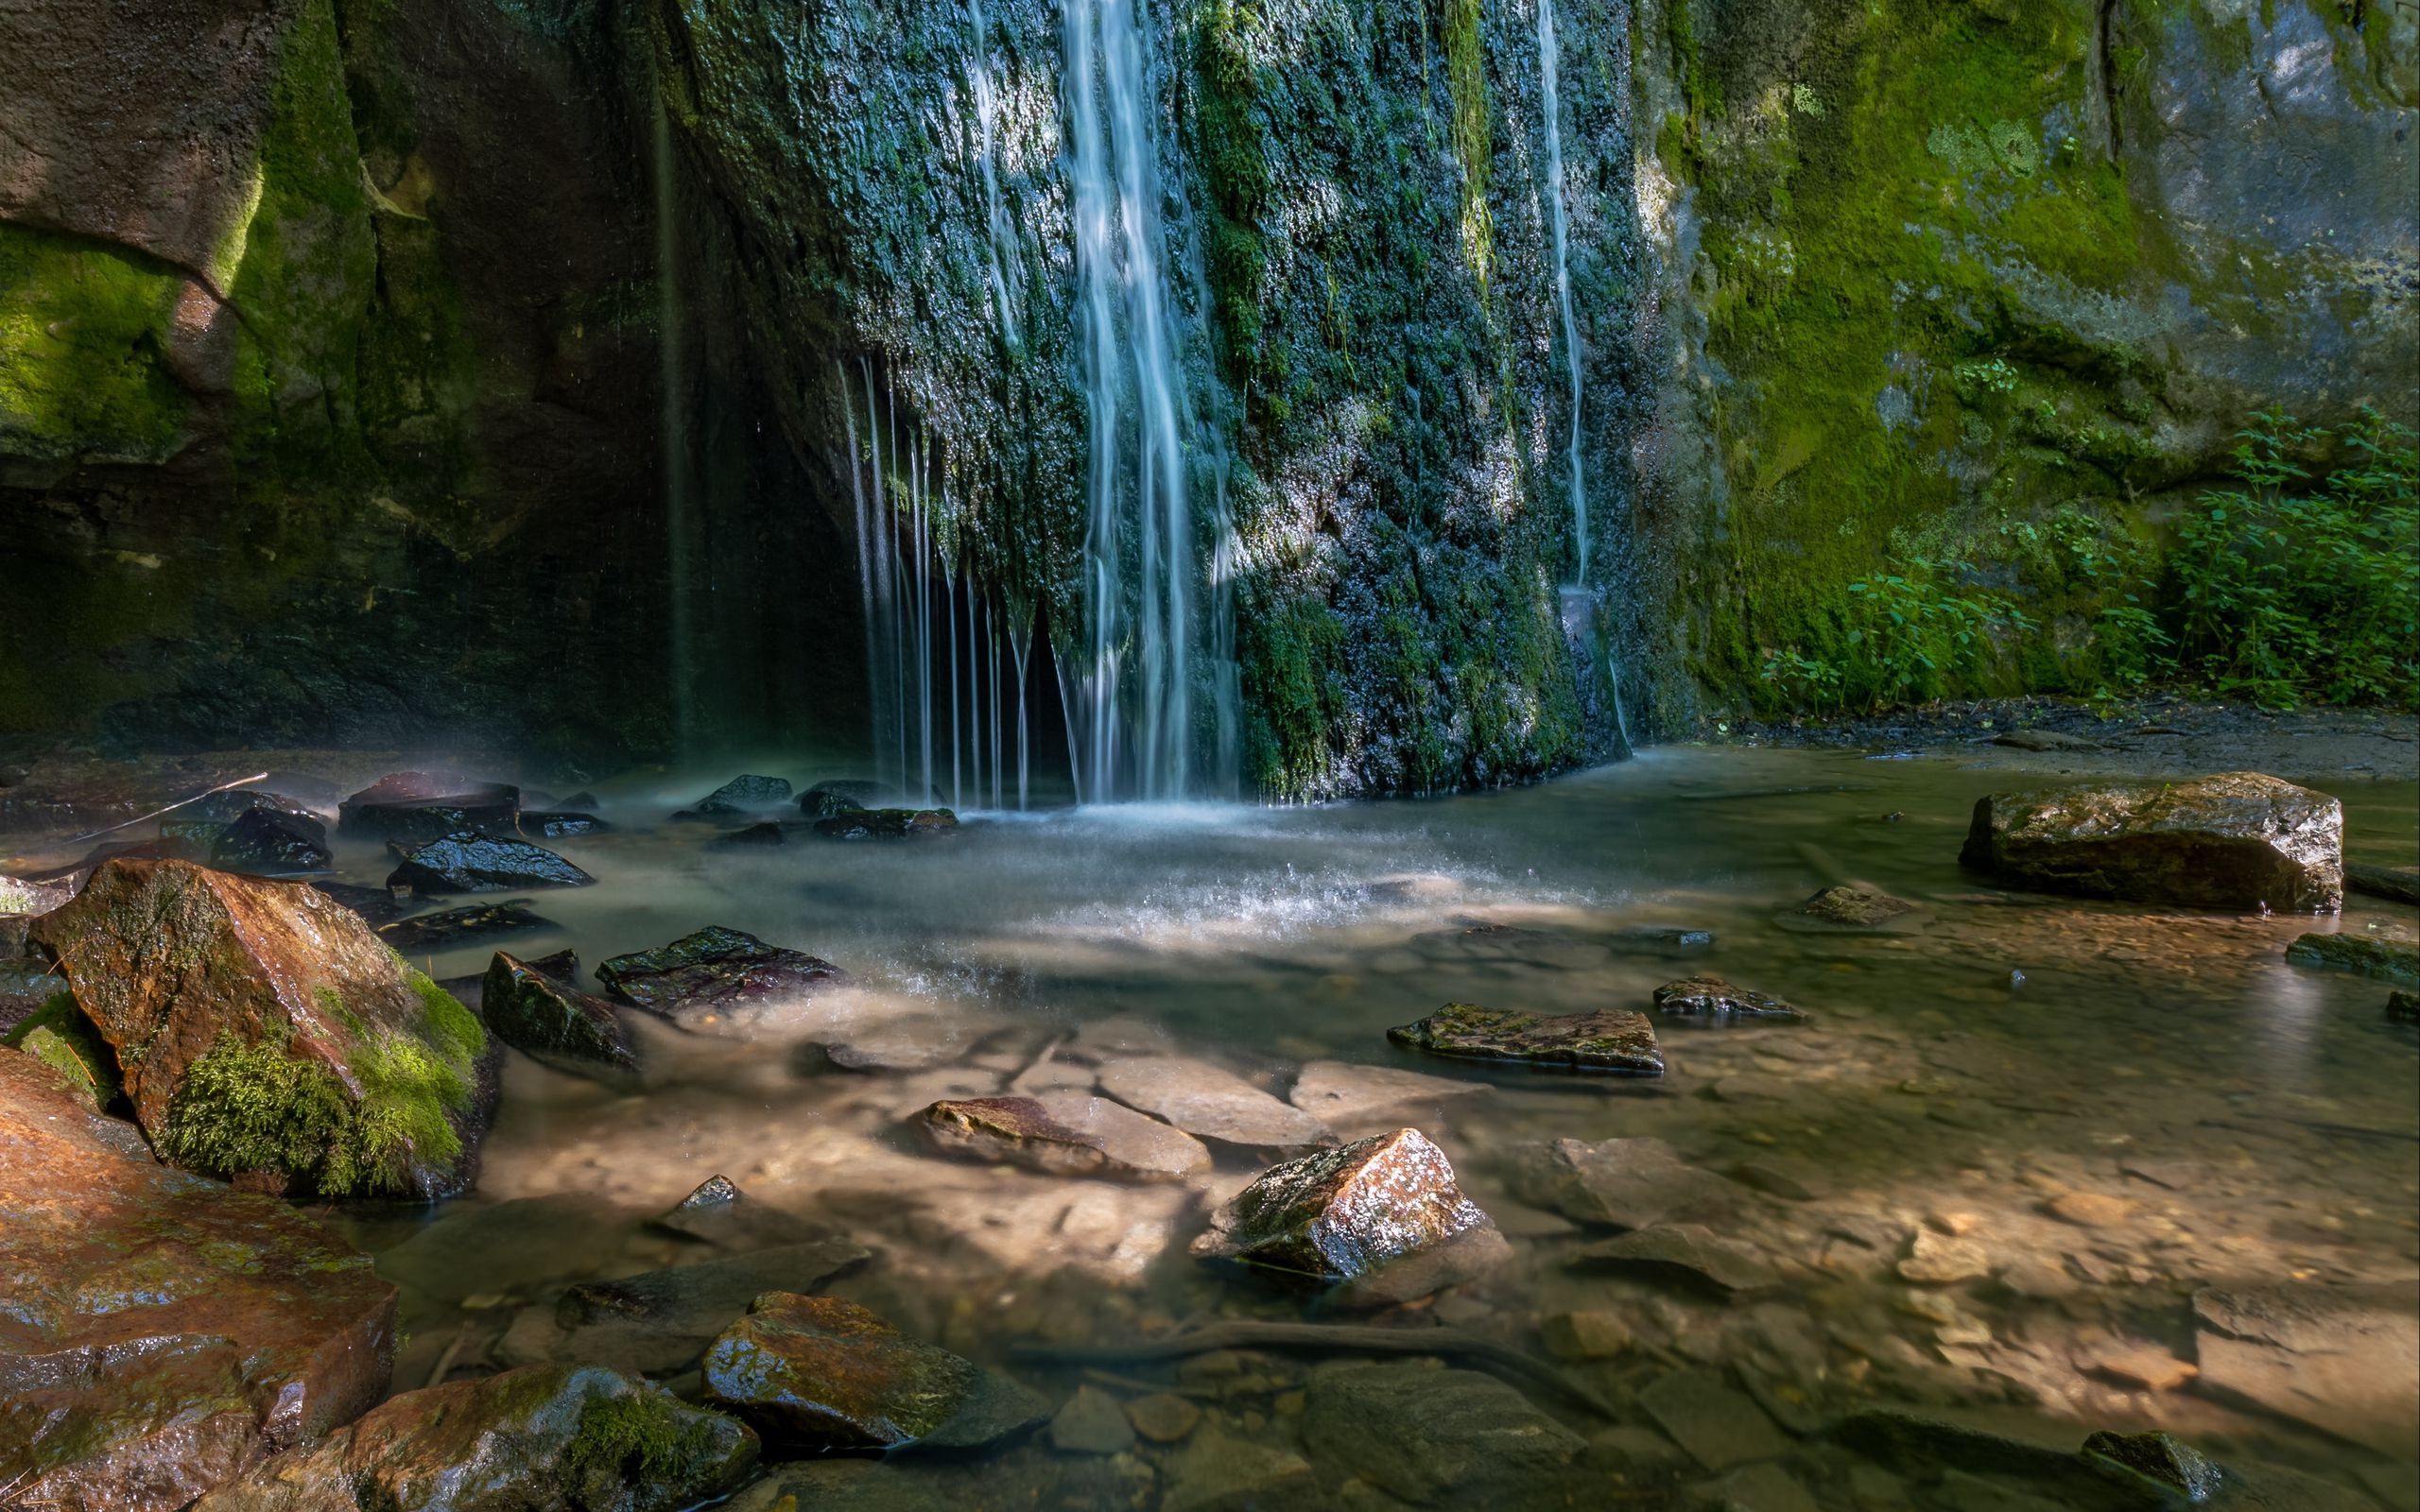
<box><xmin>336</xmin><ymin>747</ymin><xmax>2419</xmax><ymax>1509</ymax></box>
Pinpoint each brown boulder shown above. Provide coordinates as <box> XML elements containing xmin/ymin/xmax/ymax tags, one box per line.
<box><xmin>0</xmin><ymin>1049</ymin><xmax>396</xmax><ymax>1512</ymax></box>
<box><xmin>30</xmin><ymin>858</ymin><xmax>493</xmax><ymax>1198</ymax></box>
<box><xmin>1960</xmin><ymin>771</ymin><xmax>2342</xmax><ymax>911</ymax></box>
<box><xmin>191</xmin><ymin>1365</ymin><xmax>756</xmax><ymax>1512</ymax></box>
<box><xmin>1651</xmin><ymin>976</ymin><xmax>1807</xmax><ymax>1022</ymax></box>
<box><xmin>1191</xmin><ymin>1127</ymin><xmax>1496</xmax><ymax>1282</ymax></box>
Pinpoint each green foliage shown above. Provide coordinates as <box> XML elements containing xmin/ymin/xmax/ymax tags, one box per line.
<box><xmin>1995</xmin><ymin>501</ymin><xmax>2171</xmax><ymax>697</ymax></box>
<box><xmin>1441</xmin><ymin>0</ymin><xmax>1494</xmax><ymax>289</ymax></box>
<box><xmin>2166</xmin><ymin>408</ymin><xmax>2419</xmax><ymax>709</ymax></box>
<box><xmin>1191</xmin><ymin>0</ymin><xmax>1277</xmax><ymax>399</ymax></box>
<box><xmin>159</xmin><ymin>1029</ymin><xmax>352</xmax><ymax>1180</ymax></box>
<box><xmin>563</xmin><ymin>1389</ymin><xmax>718</xmax><ymax>1489</ymax></box>
<box><xmin>3</xmin><ymin>992</ymin><xmax>123</xmax><ymax>1109</ymax></box>
<box><xmin>1758</xmin><ymin>555</ymin><xmax>2038</xmax><ymax>713</ymax></box>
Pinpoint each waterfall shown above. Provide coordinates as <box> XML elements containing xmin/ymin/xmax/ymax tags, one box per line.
<box><xmin>1063</xmin><ymin>0</ymin><xmax>1231</xmax><ymax>801</ymax></box>
<box><xmin>969</xmin><ymin>0</ymin><xmax>1022</xmax><ymax>348</ymax></box>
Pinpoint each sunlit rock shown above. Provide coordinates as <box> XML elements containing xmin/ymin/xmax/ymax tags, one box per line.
<box><xmin>919</xmin><ymin>1092</ymin><xmax>1211</xmax><ymax>1180</ymax></box>
<box><xmin>1191</xmin><ymin>1126</ymin><xmax>1495</xmax><ymax>1283</ymax></box>
<box><xmin>190</xmin><ymin>1366</ymin><xmax>755</xmax><ymax>1512</ymax></box>
<box><xmin>0</xmin><ymin>1050</ymin><xmax>397</xmax><ymax>1512</ymax></box>
<box><xmin>1286</xmin><ymin>1059</ymin><xmax>1488</xmax><ymax>1130</ymax></box>
<box><xmin>30</xmin><ymin>858</ymin><xmax>494</xmax><ymax>1198</ymax></box>
<box><xmin>2193</xmin><ymin>1281</ymin><xmax>2420</xmax><ymax>1456</ymax></box>
<box><xmin>1651</xmin><ymin>974</ymin><xmax>1808</xmax><ymax>1022</ymax></box>
<box><xmin>1961</xmin><ymin>771</ymin><xmax>2342</xmax><ymax>911</ymax></box>
<box><xmin>1387</xmin><ymin>1001</ymin><xmax>1663</xmax><ymax>1074</ymax></box>
<box><xmin>703</xmin><ymin>1293</ymin><xmax>1046</xmax><ymax>1453</ymax></box>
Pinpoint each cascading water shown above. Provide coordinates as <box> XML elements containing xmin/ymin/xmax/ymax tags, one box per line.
<box><xmin>1063</xmin><ymin>0</ymin><xmax>1233</xmax><ymax>801</ymax></box>
<box><xmin>968</xmin><ymin>0</ymin><xmax>1022</xmax><ymax>348</ymax></box>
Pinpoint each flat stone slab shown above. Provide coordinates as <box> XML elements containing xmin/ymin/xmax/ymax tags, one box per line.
<box><xmin>1575</xmin><ymin>1223</ymin><xmax>1778</xmax><ymax>1293</ymax></box>
<box><xmin>1508</xmin><ymin>1136</ymin><xmax>1731</xmax><ymax>1229</ymax></box>
<box><xmin>920</xmin><ymin>1092</ymin><xmax>1211</xmax><ymax>1180</ymax></box>
<box><xmin>387</xmin><ymin>832</ymin><xmax>594</xmax><ymax>894</ymax></box>
<box><xmin>1652</xmin><ymin>975</ymin><xmax>1808</xmax><ymax>1022</ymax></box>
<box><xmin>338</xmin><ymin>772</ymin><xmax>520</xmax><ymax>842</ymax></box>
<box><xmin>1097</xmin><ymin>1055</ymin><xmax>1335</xmax><ymax>1151</ymax></box>
<box><xmin>595</xmin><ymin>926</ymin><xmax>846</xmax><ymax>1017</ymax></box>
<box><xmin>1961</xmin><ymin>771</ymin><xmax>2342</xmax><ymax>911</ymax></box>
<box><xmin>1301</xmin><ymin>1363</ymin><xmax>1585</xmax><ymax>1504</ymax></box>
<box><xmin>2193</xmin><ymin>1281</ymin><xmax>2420</xmax><ymax>1456</ymax></box>
<box><xmin>1637</xmin><ymin>1369</ymin><xmax>1791</xmax><ymax>1470</ymax></box>
<box><xmin>1387</xmin><ymin>1002</ymin><xmax>1663</xmax><ymax>1075</ymax></box>
<box><xmin>2284</xmin><ymin>931</ymin><xmax>2420</xmax><ymax>986</ymax></box>
<box><xmin>0</xmin><ymin>1051</ymin><xmax>398</xmax><ymax>1512</ymax></box>
<box><xmin>378</xmin><ymin>899</ymin><xmax>557</xmax><ymax>953</ymax></box>
<box><xmin>647</xmin><ymin>1175</ymin><xmax>838</xmax><ymax>1252</ymax></box>
<box><xmin>1779</xmin><ymin>885</ymin><xmax>1925</xmax><ymax>933</ymax></box>
<box><xmin>1287</xmin><ymin>1059</ymin><xmax>1488</xmax><ymax>1128</ymax></box>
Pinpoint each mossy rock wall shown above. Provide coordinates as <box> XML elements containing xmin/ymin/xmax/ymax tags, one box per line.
<box><xmin>1624</xmin><ymin>0</ymin><xmax>2418</xmax><ymax>721</ymax></box>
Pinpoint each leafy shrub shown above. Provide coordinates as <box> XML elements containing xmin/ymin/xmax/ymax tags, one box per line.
<box><xmin>2167</xmin><ymin>408</ymin><xmax>2418</xmax><ymax>709</ymax></box>
<box><xmin>1760</xmin><ymin>556</ymin><xmax>2038</xmax><ymax>713</ymax></box>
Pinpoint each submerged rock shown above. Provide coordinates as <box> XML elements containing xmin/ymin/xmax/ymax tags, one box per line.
<box><xmin>0</xmin><ymin>1051</ymin><xmax>397</xmax><ymax>1512</ymax></box>
<box><xmin>703</xmin><ymin>1293</ymin><xmax>1047</xmax><ymax>1453</ymax></box>
<box><xmin>30</xmin><ymin>859</ymin><xmax>493</xmax><ymax>1198</ymax></box>
<box><xmin>594</xmin><ymin>926</ymin><xmax>846</xmax><ymax>1015</ymax></box>
<box><xmin>190</xmin><ymin>1365</ymin><xmax>755</xmax><ymax>1512</ymax></box>
<box><xmin>801</xmin><ymin>780</ymin><xmax>880</xmax><ymax>817</ymax></box>
<box><xmin>1507</xmin><ymin>1136</ymin><xmax>1730</xmax><ymax>1229</ymax></box>
<box><xmin>1575</xmin><ymin>1224</ymin><xmax>1778</xmax><ymax>1293</ymax></box>
<box><xmin>678</xmin><ymin>774</ymin><xmax>794</xmax><ymax>818</ymax></box>
<box><xmin>1607</xmin><ymin>923</ymin><xmax>1719</xmax><ymax>955</ymax></box>
<box><xmin>1960</xmin><ymin>771</ymin><xmax>2343</xmax><ymax>911</ymax></box>
<box><xmin>920</xmin><ymin>1092</ymin><xmax>1211</xmax><ymax>1180</ymax></box>
<box><xmin>538</xmin><ymin>1241</ymin><xmax>873</xmax><ymax>1375</ymax></box>
<box><xmin>1097</xmin><ymin>1055</ymin><xmax>1335</xmax><ymax>1151</ymax></box>
<box><xmin>1387</xmin><ymin>1002</ymin><xmax>1664</xmax><ymax>1075</ymax></box>
<box><xmin>2390</xmin><ymin>989</ymin><xmax>2419</xmax><ymax>1023</ymax></box>
<box><xmin>519</xmin><ymin>810</ymin><xmax>612</xmax><ymax>838</ymax></box>
<box><xmin>812</xmin><ymin>806</ymin><xmax>959</xmax><ymax>840</ymax></box>
<box><xmin>483</xmin><ymin>951</ymin><xmax>641</xmax><ymax>1077</ymax></box>
<box><xmin>1637</xmin><ymin>1370</ymin><xmax>1790</xmax><ymax>1471</ymax></box>
<box><xmin>1301</xmin><ymin>1362</ymin><xmax>1584</xmax><ymax>1506</ymax></box>
<box><xmin>2346</xmin><ymin>862</ymin><xmax>2420</xmax><ymax>906</ymax></box>
<box><xmin>2192</xmin><ymin>1281</ymin><xmax>2420</xmax><ymax>1456</ymax></box>
<box><xmin>378</xmin><ymin>898</ymin><xmax>558</xmax><ymax>952</ymax></box>
<box><xmin>2283</xmin><ymin>931</ymin><xmax>2420</xmax><ymax>986</ymax></box>
<box><xmin>212</xmin><ymin>806</ymin><xmax>333</xmax><ymax>874</ymax></box>
<box><xmin>1190</xmin><ymin>1126</ymin><xmax>1495</xmax><ymax>1282</ymax></box>
<box><xmin>387</xmin><ymin>832</ymin><xmax>595</xmax><ymax>894</ymax></box>
<box><xmin>1785</xmin><ymin>885</ymin><xmax>1921</xmax><ymax>930</ymax></box>
<box><xmin>339</xmin><ymin>772</ymin><xmax>521</xmax><ymax>842</ymax></box>
<box><xmin>712</xmin><ymin>820</ymin><xmax>789</xmax><ymax>848</ymax></box>
<box><xmin>1651</xmin><ymin>975</ymin><xmax>1808</xmax><ymax>1022</ymax></box>
<box><xmin>1286</xmin><ymin>1059</ymin><xmax>1488</xmax><ymax>1129</ymax></box>
<box><xmin>648</xmin><ymin>1176</ymin><xmax>835</xmax><ymax>1252</ymax></box>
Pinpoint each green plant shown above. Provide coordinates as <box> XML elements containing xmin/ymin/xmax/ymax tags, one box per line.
<box><xmin>2167</xmin><ymin>408</ymin><xmax>2418</xmax><ymax>709</ymax></box>
<box><xmin>1996</xmin><ymin>501</ymin><xmax>2172</xmax><ymax>696</ymax></box>
<box><xmin>1759</xmin><ymin>555</ymin><xmax>2038</xmax><ymax>713</ymax></box>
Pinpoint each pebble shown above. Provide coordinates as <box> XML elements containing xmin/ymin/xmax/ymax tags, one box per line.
<box><xmin>1541</xmin><ymin>1310</ymin><xmax>1632</xmax><ymax>1361</ymax></box>
<box><xmin>2047</xmin><ymin>1192</ymin><xmax>2137</xmax><ymax>1228</ymax></box>
<box><xmin>1126</xmin><ymin>1392</ymin><xmax>1203</xmax><ymax>1443</ymax></box>
<box><xmin>1048</xmin><ymin>1384</ymin><xmax>1136</xmax><ymax>1454</ymax></box>
<box><xmin>2091</xmin><ymin>1346</ymin><xmax>2200</xmax><ymax>1392</ymax></box>
<box><xmin>1898</xmin><ymin>1229</ymin><xmax>1993</xmax><ymax>1284</ymax></box>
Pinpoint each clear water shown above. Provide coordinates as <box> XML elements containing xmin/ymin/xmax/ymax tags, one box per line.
<box><xmin>335</xmin><ymin>747</ymin><xmax>2419</xmax><ymax>1506</ymax></box>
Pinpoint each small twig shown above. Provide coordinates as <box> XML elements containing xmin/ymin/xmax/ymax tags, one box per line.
<box><xmin>1079</xmin><ymin>1366</ymin><xmax>1219</xmax><ymax>1399</ymax></box>
<box><xmin>1007</xmin><ymin>1030</ymin><xmax>1076</xmax><ymax>1093</ymax></box>
<box><xmin>64</xmin><ymin>772</ymin><xmax>271</xmax><ymax>845</ymax></box>
<box><xmin>424</xmin><ymin>1320</ymin><xmax>475</xmax><ymax>1388</ymax></box>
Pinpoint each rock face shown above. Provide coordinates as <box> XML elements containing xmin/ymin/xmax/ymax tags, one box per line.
<box><xmin>702</xmin><ymin>1293</ymin><xmax>1046</xmax><ymax>1452</ymax></box>
<box><xmin>812</xmin><ymin>807</ymin><xmax>960</xmax><ymax>840</ymax></box>
<box><xmin>189</xmin><ymin>1365</ymin><xmax>756</xmax><ymax>1512</ymax></box>
<box><xmin>1651</xmin><ymin>976</ymin><xmax>1807</xmax><ymax>1022</ymax></box>
<box><xmin>483</xmin><ymin>951</ymin><xmax>640</xmax><ymax>1076</ymax></box>
<box><xmin>1096</xmin><ymin>1055</ymin><xmax>1335</xmax><ymax>1151</ymax></box>
<box><xmin>919</xmin><ymin>1093</ymin><xmax>1211</xmax><ymax>1180</ymax></box>
<box><xmin>340</xmin><ymin>774</ymin><xmax>522</xmax><ymax>842</ymax></box>
<box><xmin>1190</xmin><ymin>1127</ymin><xmax>1492</xmax><ymax>1281</ymax></box>
<box><xmin>0</xmin><ymin>1049</ymin><xmax>397</xmax><ymax>1512</ymax></box>
<box><xmin>1388</xmin><ymin>1002</ymin><xmax>1663</xmax><ymax>1075</ymax></box>
<box><xmin>594</xmin><ymin>927</ymin><xmax>846</xmax><ymax>1015</ymax></box>
<box><xmin>30</xmin><ymin>858</ymin><xmax>493</xmax><ymax>1198</ymax></box>
<box><xmin>387</xmin><ymin>832</ymin><xmax>595</xmax><ymax>894</ymax></box>
<box><xmin>1961</xmin><ymin>772</ymin><xmax>2343</xmax><ymax>911</ymax></box>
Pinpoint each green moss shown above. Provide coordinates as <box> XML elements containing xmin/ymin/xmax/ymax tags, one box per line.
<box><xmin>404</xmin><ymin>965</ymin><xmax>489</xmax><ymax>1063</ymax></box>
<box><xmin>3</xmin><ymin>993</ymin><xmax>123</xmax><ymax>1109</ymax></box>
<box><xmin>562</xmin><ymin>1388</ymin><xmax>721</xmax><ymax>1487</ymax></box>
<box><xmin>1441</xmin><ymin>0</ymin><xmax>1494</xmax><ymax>291</ymax></box>
<box><xmin>0</xmin><ymin>225</ymin><xmax>191</xmax><ymax>464</ymax></box>
<box><xmin>157</xmin><ymin>1030</ymin><xmax>352</xmax><ymax>1180</ymax></box>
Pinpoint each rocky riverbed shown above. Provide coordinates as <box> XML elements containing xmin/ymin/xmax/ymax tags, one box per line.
<box><xmin>4</xmin><ymin>740</ymin><xmax>2416</xmax><ymax>1512</ymax></box>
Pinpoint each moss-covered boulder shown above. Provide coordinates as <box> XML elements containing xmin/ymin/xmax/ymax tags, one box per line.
<box><xmin>1387</xmin><ymin>1001</ymin><xmax>1665</xmax><ymax>1074</ymax></box>
<box><xmin>2285</xmin><ymin>932</ymin><xmax>2420</xmax><ymax>987</ymax></box>
<box><xmin>482</xmin><ymin>950</ymin><xmax>640</xmax><ymax>1080</ymax></box>
<box><xmin>593</xmin><ymin>926</ymin><xmax>846</xmax><ymax>1017</ymax></box>
<box><xmin>190</xmin><ymin>1365</ymin><xmax>756</xmax><ymax>1512</ymax></box>
<box><xmin>0</xmin><ymin>990</ymin><xmax>120</xmax><ymax>1109</ymax></box>
<box><xmin>30</xmin><ymin>857</ymin><xmax>495</xmax><ymax>1198</ymax></box>
<box><xmin>1961</xmin><ymin>771</ymin><xmax>2343</xmax><ymax>911</ymax></box>
<box><xmin>0</xmin><ymin>1047</ymin><xmax>397</xmax><ymax>1512</ymax></box>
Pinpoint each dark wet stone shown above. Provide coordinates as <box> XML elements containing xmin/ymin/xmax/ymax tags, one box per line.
<box><xmin>1047</xmin><ymin>1385</ymin><xmax>1135</xmax><ymax>1455</ymax></box>
<box><xmin>703</xmin><ymin>1293</ymin><xmax>1047</xmax><ymax>1453</ymax></box>
<box><xmin>1786</xmin><ymin>885</ymin><xmax>1919</xmax><ymax>930</ymax></box>
<box><xmin>1191</xmin><ymin>1126</ymin><xmax>1497</xmax><ymax>1283</ymax></box>
<box><xmin>801</xmin><ymin>781</ymin><xmax>881</xmax><ymax>817</ymax></box>
<box><xmin>1575</xmin><ymin>1224</ymin><xmax>1778</xmax><ymax>1293</ymax></box>
<box><xmin>1</xmin><ymin>872</ymin><xmax>73</xmax><ymax>918</ymax></box>
<box><xmin>677</xmin><ymin>775</ymin><xmax>793</xmax><ymax>819</ymax></box>
<box><xmin>1387</xmin><ymin>1001</ymin><xmax>1663</xmax><ymax>1075</ymax></box>
<box><xmin>187</xmin><ymin>789</ymin><xmax>325</xmax><ymax>826</ymax></box>
<box><xmin>1508</xmin><ymin>1136</ymin><xmax>1732</xmax><ymax>1229</ymax></box>
<box><xmin>2283</xmin><ymin>931</ymin><xmax>2420</xmax><ymax>986</ymax></box>
<box><xmin>339</xmin><ymin>772</ymin><xmax>521</xmax><ymax>842</ymax></box>
<box><xmin>553</xmin><ymin>1243</ymin><xmax>872</xmax><ymax>1375</ymax></box>
<box><xmin>483</xmin><ymin>951</ymin><xmax>639</xmax><ymax>1078</ymax></box>
<box><xmin>2390</xmin><ymin>989</ymin><xmax>2419</xmax><ymax>1022</ymax></box>
<box><xmin>1608</xmin><ymin>924</ymin><xmax>1717</xmax><ymax>955</ymax></box>
<box><xmin>812</xmin><ymin>807</ymin><xmax>959</xmax><ymax>840</ymax></box>
<box><xmin>648</xmin><ymin>1176</ymin><xmax>836</xmax><ymax>1252</ymax></box>
<box><xmin>919</xmin><ymin>1093</ymin><xmax>1210</xmax><ymax>1181</ymax></box>
<box><xmin>189</xmin><ymin>1365</ymin><xmax>756</xmax><ymax>1512</ymax></box>
<box><xmin>378</xmin><ymin>899</ymin><xmax>558</xmax><ymax>953</ymax></box>
<box><xmin>0</xmin><ymin>1051</ymin><xmax>397</xmax><ymax>1512</ymax></box>
<box><xmin>210</xmin><ymin>807</ymin><xmax>333</xmax><ymax>874</ymax></box>
<box><xmin>309</xmin><ymin>880</ymin><xmax>417</xmax><ymax>927</ymax></box>
<box><xmin>1300</xmin><ymin>1362</ymin><xmax>1585</xmax><ymax>1504</ymax></box>
<box><xmin>519</xmin><ymin>810</ymin><xmax>611</xmax><ymax>838</ymax></box>
<box><xmin>711</xmin><ymin>821</ymin><xmax>788</xmax><ymax>848</ymax></box>
<box><xmin>1635</xmin><ymin>1370</ymin><xmax>1789</xmax><ymax>1471</ymax></box>
<box><xmin>1652</xmin><ymin>975</ymin><xmax>1807</xmax><ymax>1022</ymax></box>
<box><xmin>2347</xmin><ymin>862</ymin><xmax>2420</xmax><ymax>906</ymax></box>
<box><xmin>594</xmin><ymin>926</ymin><xmax>845</xmax><ymax>1015</ymax></box>
<box><xmin>388</xmin><ymin>832</ymin><xmax>595</xmax><ymax>895</ymax></box>
<box><xmin>2080</xmin><ymin>1431</ymin><xmax>2223</xmax><ymax>1503</ymax></box>
<box><xmin>1993</xmin><ymin>729</ymin><xmax>2099</xmax><ymax>751</ymax></box>
<box><xmin>1961</xmin><ymin>771</ymin><xmax>2343</xmax><ymax>911</ymax></box>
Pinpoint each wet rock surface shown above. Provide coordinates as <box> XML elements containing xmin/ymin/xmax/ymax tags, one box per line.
<box><xmin>648</xmin><ymin>1176</ymin><xmax>838</xmax><ymax>1252</ymax></box>
<box><xmin>387</xmin><ymin>832</ymin><xmax>595</xmax><ymax>894</ymax></box>
<box><xmin>518</xmin><ymin>810</ymin><xmax>612</xmax><ymax>839</ymax></box>
<box><xmin>2192</xmin><ymin>1282</ymin><xmax>2420</xmax><ymax>1456</ymax></box>
<box><xmin>0</xmin><ymin>1050</ymin><xmax>397</xmax><ymax>1512</ymax></box>
<box><xmin>919</xmin><ymin>1092</ymin><xmax>1211</xmax><ymax>1180</ymax></box>
<box><xmin>339</xmin><ymin>773</ymin><xmax>522</xmax><ymax>843</ymax></box>
<box><xmin>2283</xmin><ymin>931</ymin><xmax>2420</xmax><ymax>986</ymax></box>
<box><xmin>1961</xmin><ymin>771</ymin><xmax>2344</xmax><ymax>911</ymax></box>
<box><xmin>483</xmin><ymin>951</ymin><xmax>640</xmax><ymax>1078</ymax></box>
<box><xmin>525</xmin><ymin>1241</ymin><xmax>872</xmax><ymax>1376</ymax></box>
<box><xmin>190</xmin><ymin>1365</ymin><xmax>756</xmax><ymax>1512</ymax></box>
<box><xmin>1096</xmin><ymin>1055</ymin><xmax>1335</xmax><ymax>1151</ymax></box>
<box><xmin>379</xmin><ymin>899</ymin><xmax>559</xmax><ymax>952</ymax></box>
<box><xmin>1652</xmin><ymin>975</ymin><xmax>1808</xmax><ymax>1022</ymax></box>
<box><xmin>677</xmin><ymin>775</ymin><xmax>794</xmax><ymax>818</ymax></box>
<box><xmin>703</xmin><ymin>1292</ymin><xmax>1046</xmax><ymax>1452</ymax></box>
<box><xmin>29</xmin><ymin>858</ymin><xmax>493</xmax><ymax>1197</ymax></box>
<box><xmin>2</xmin><ymin>992</ymin><xmax>118</xmax><ymax>1108</ymax></box>
<box><xmin>2346</xmin><ymin>862</ymin><xmax>2420</xmax><ymax>906</ymax></box>
<box><xmin>1387</xmin><ymin>1001</ymin><xmax>1664</xmax><ymax>1074</ymax></box>
<box><xmin>802</xmin><ymin>780</ymin><xmax>880</xmax><ymax>816</ymax></box>
<box><xmin>594</xmin><ymin>926</ymin><xmax>846</xmax><ymax>1017</ymax></box>
<box><xmin>1508</xmin><ymin>1136</ymin><xmax>1731</xmax><ymax>1229</ymax></box>
<box><xmin>1191</xmin><ymin>1126</ymin><xmax>1495</xmax><ymax>1283</ymax></box>
<box><xmin>212</xmin><ymin>806</ymin><xmax>334</xmax><ymax>874</ymax></box>
<box><xmin>1785</xmin><ymin>885</ymin><xmax>1922</xmax><ymax>931</ymax></box>
<box><xmin>1299</xmin><ymin>1361</ymin><xmax>1586</xmax><ymax>1506</ymax></box>
<box><xmin>812</xmin><ymin>806</ymin><xmax>960</xmax><ymax>840</ymax></box>
<box><xmin>1576</xmin><ymin>1223</ymin><xmax>1779</xmax><ymax>1293</ymax></box>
